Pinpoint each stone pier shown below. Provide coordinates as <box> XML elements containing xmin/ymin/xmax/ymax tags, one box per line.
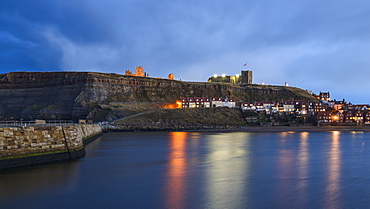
<box><xmin>0</xmin><ymin>124</ymin><xmax>102</xmax><ymax>169</ymax></box>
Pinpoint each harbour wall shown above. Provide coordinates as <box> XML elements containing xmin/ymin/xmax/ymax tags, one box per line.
<box><xmin>0</xmin><ymin>124</ymin><xmax>102</xmax><ymax>169</ymax></box>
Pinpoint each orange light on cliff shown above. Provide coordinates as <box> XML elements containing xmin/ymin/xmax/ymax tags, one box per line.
<box><xmin>176</xmin><ymin>101</ymin><xmax>182</xmax><ymax>109</ymax></box>
<box><xmin>162</xmin><ymin>101</ymin><xmax>182</xmax><ymax>109</ymax></box>
<box><xmin>163</xmin><ymin>104</ymin><xmax>176</xmax><ymax>109</ymax></box>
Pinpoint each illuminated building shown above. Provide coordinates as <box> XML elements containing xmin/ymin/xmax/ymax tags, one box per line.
<box><xmin>208</xmin><ymin>70</ymin><xmax>252</xmax><ymax>84</ymax></box>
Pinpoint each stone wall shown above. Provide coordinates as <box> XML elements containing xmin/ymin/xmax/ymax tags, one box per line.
<box><xmin>0</xmin><ymin>124</ymin><xmax>102</xmax><ymax>169</ymax></box>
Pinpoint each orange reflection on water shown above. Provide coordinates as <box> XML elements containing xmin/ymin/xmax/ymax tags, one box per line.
<box><xmin>325</xmin><ymin>131</ymin><xmax>341</xmax><ymax>208</ymax></box>
<box><xmin>165</xmin><ymin>132</ymin><xmax>188</xmax><ymax>209</ymax></box>
<box><xmin>279</xmin><ymin>132</ymin><xmax>288</xmax><ymax>139</ymax></box>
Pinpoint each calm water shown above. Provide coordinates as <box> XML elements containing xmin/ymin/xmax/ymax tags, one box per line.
<box><xmin>1</xmin><ymin>131</ymin><xmax>370</xmax><ymax>208</ymax></box>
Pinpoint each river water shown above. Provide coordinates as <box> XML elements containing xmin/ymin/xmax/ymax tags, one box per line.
<box><xmin>1</xmin><ymin>131</ymin><xmax>370</xmax><ymax>208</ymax></box>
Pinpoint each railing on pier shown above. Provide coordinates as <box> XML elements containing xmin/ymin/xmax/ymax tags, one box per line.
<box><xmin>0</xmin><ymin>120</ymin><xmax>76</xmax><ymax>127</ymax></box>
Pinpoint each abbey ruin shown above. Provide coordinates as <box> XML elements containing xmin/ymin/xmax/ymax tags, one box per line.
<box><xmin>125</xmin><ymin>66</ymin><xmax>174</xmax><ymax>80</ymax></box>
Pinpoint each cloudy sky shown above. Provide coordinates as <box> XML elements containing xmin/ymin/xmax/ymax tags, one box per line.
<box><xmin>1</xmin><ymin>0</ymin><xmax>370</xmax><ymax>103</ymax></box>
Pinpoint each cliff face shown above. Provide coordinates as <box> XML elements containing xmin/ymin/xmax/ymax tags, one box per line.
<box><xmin>0</xmin><ymin>72</ymin><xmax>89</xmax><ymax>120</ymax></box>
<box><xmin>0</xmin><ymin>72</ymin><xmax>318</xmax><ymax>121</ymax></box>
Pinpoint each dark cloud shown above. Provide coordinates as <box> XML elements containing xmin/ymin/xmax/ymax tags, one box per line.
<box><xmin>1</xmin><ymin>0</ymin><xmax>370</xmax><ymax>102</ymax></box>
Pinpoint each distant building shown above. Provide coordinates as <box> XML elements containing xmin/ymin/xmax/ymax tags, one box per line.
<box><xmin>319</xmin><ymin>92</ymin><xmax>330</xmax><ymax>101</ymax></box>
<box><xmin>195</xmin><ymin>97</ymin><xmax>211</xmax><ymax>108</ymax></box>
<box><xmin>240</xmin><ymin>70</ymin><xmax>253</xmax><ymax>84</ymax></box>
<box><xmin>211</xmin><ymin>97</ymin><xmax>224</xmax><ymax>107</ymax></box>
<box><xmin>168</xmin><ymin>73</ymin><xmax>175</xmax><ymax>80</ymax></box>
<box><xmin>353</xmin><ymin>104</ymin><xmax>370</xmax><ymax>111</ymax></box>
<box><xmin>328</xmin><ymin>99</ymin><xmax>346</xmax><ymax>110</ymax></box>
<box><xmin>241</xmin><ymin>103</ymin><xmax>256</xmax><ymax>111</ymax></box>
<box><xmin>208</xmin><ymin>70</ymin><xmax>252</xmax><ymax>84</ymax></box>
<box><xmin>223</xmin><ymin>98</ymin><xmax>236</xmax><ymax>108</ymax></box>
<box><xmin>125</xmin><ymin>66</ymin><xmax>148</xmax><ymax>77</ymax></box>
<box><xmin>364</xmin><ymin>112</ymin><xmax>370</xmax><ymax>124</ymax></box>
<box><xmin>283</xmin><ymin>101</ymin><xmax>295</xmax><ymax>113</ymax></box>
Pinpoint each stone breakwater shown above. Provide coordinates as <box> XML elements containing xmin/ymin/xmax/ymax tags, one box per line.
<box><xmin>0</xmin><ymin>124</ymin><xmax>102</xmax><ymax>169</ymax></box>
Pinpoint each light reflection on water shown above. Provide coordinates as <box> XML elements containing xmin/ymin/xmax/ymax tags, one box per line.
<box><xmin>297</xmin><ymin>132</ymin><xmax>309</xmax><ymax>203</ymax></box>
<box><xmin>204</xmin><ymin>132</ymin><xmax>250</xmax><ymax>209</ymax></box>
<box><xmin>326</xmin><ymin>131</ymin><xmax>342</xmax><ymax>208</ymax></box>
<box><xmin>1</xmin><ymin>131</ymin><xmax>370</xmax><ymax>208</ymax></box>
<box><xmin>165</xmin><ymin>132</ymin><xmax>188</xmax><ymax>209</ymax></box>
<box><xmin>276</xmin><ymin>131</ymin><xmax>298</xmax><ymax>207</ymax></box>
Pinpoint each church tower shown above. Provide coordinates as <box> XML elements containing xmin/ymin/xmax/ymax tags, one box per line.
<box><xmin>240</xmin><ymin>70</ymin><xmax>252</xmax><ymax>84</ymax></box>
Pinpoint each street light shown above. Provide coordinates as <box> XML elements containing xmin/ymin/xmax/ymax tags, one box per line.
<box><xmin>333</xmin><ymin>115</ymin><xmax>339</xmax><ymax>121</ymax></box>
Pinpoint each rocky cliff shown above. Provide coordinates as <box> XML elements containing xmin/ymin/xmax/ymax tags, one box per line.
<box><xmin>0</xmin><ymin>72</ymin><xmax>318</xmax><ymax>121</ymax></box>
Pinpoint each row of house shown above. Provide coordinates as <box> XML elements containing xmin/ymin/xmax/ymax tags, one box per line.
<box><xmin>327</xmin><ymin>99</ymin><xmax>370</xmax><ymax>111</ymax></box>
<box><xmin>178</xmin><ymin>97</ymin><xmax>236</xmax><ymax>108</ymax></box>
<box><xmin>241</xmin><ymin>101</ymin><xmax>327</xmax><ymax>115</ymax></box>
<box><xmin>317</xmin><ymin>110</ymin><xmax>370</xmax><ymax>125</ymax></box>
<box><xmin>315</xmin><ymin>91</ymin><xmax>370</xmax><ymax>111</ymax></box>
<box><xmin>179</xmin><ymin>98</ymin><xmax>330</xmax><ymax>115</ymax></box>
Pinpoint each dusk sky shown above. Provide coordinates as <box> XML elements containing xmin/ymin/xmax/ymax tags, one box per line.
<box><xmin>1</xmin><ymin>0</ymin><xmax>370</xmax><ymax>103</ymax></box>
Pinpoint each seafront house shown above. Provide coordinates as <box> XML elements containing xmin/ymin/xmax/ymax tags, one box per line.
<box><xmin>211</xmin><ymin>97</ymin><xmax>224</xmax><ymax>107</ymax></box>
<box><xmin>353</xmin><ymin>110</ymin><xmax>364</xmax><ymax>125</ymax></box>
<box><xmin>317</xmin><ymin>111</ymin><xmax>330</xmax><ymax>124</ymax></box>
<box><xmin>282</xmin><ymin>101</ymin><xmax>295</xmax><ymax>113</ymax></box>
<box><xmin>307</xmin><ymin>102</ymin><xmax>327</xmax><ymax>115</ymax></box>
<box><xmin>262</xmin><ymin>102</ymin><xmax>276</xmax><ymax>114</ymax></box>
<box><xmin>296</xmin><ymin>102</ymin><xmax>308</xmax><ymax>115</ymax></box>
<box><xmin>222</xmin><ymin>98</ymin><xmax>236</xmax><ymax>108</ymax></box>
<box><xmin>316</xmin><ymin>109</ymin><xmax>370</xmax><ymax>126</ymax></box>
<box><xmin>330</xmin><ymin>111</ymin><xmax>344</xmax><ymax>123</ymax></box>
<box><xmin>364</xmin><ymin>112</ymin><xmax>370</xmax><ymax>124</ymax></box>
<box><xmin>195</xmin><ymin>97</ymin><xmax>211</xmax><ymax>108</ymax></box>
<box><xmin>254</xmin><ymin>102</ymin><xmax>265</xmax><ymax>112</ymax></box>
<box><xmin>188</xmin><ymin>98</ymin><xmax>196</xmax><ymax>108</ymax></box>
<box><xmin>241</xmin><ymin>103</ymin><xmax>256</xmax><ymax>111</ymax></box>
<box><xmin>343</xmin><ymin>111</ymin><xmax>355</xmax><ymax>123</ymax></box>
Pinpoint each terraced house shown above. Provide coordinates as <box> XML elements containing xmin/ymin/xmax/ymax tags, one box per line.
<box><xmin>241</xmin><ymin>101</ymin><xmax>327</xmax><ymax>115</ymax></box>
<box><xmin>179</xmin><ymin>97</ymin><xmax>235</xmax><ymax>108</ymax></box>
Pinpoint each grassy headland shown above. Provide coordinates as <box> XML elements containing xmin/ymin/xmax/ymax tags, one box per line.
<box><xmin>112</xmin><ymin>108</ymin><xmax>247</xmax><ymax>131</ymax></box>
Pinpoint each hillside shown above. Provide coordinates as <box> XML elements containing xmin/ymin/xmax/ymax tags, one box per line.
<box><xmin>112</xmin><ymin>108</ymin><xmax>247</xmax><ymax>131</ymax></box>
<box><xmin>0</xmin><ymin>71</ymin><xmax>319</xmax><ymax>121</ymax></box>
